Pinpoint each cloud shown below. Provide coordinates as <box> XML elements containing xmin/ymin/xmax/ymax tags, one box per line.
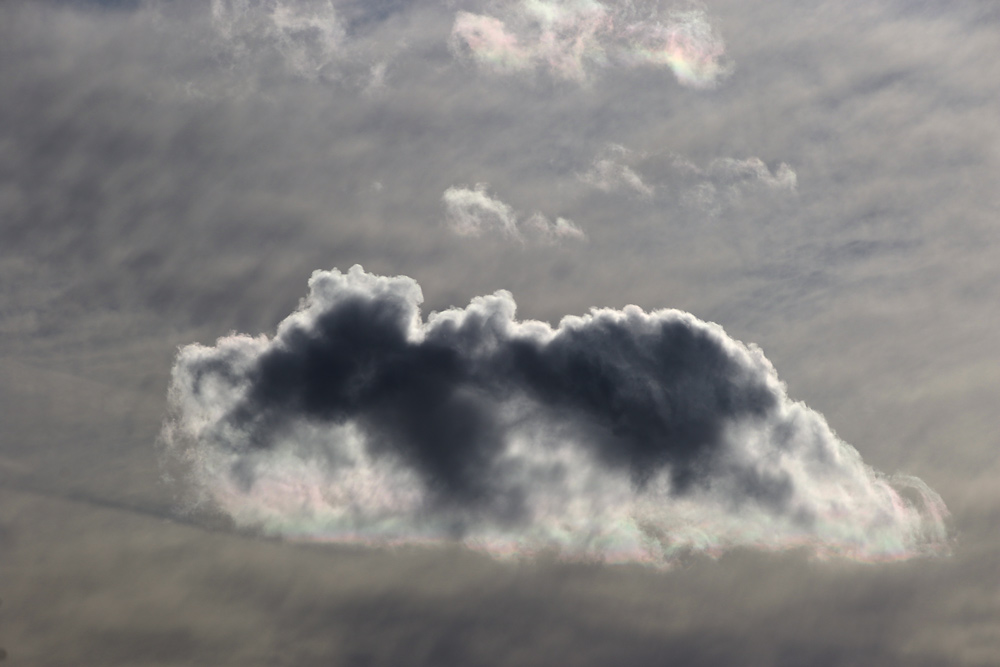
<box><xmin>524</xmin><ymin>212</ymin><xmax>587</xmax><ymax>242</ymax></box>
<box><xmin>442</xmin><ymin>183</ymin><xmax>520</xmax><ymax>238</ymax></box>
<box><xmin>450</xmin><ymin>1</ymin><xmax>732</xmax><ymax>87</ymax></box>
<box><xmin>198</xmin><ymin>0</ymin><xmax>411</xmax><ymax>95</ymax></box>
<box><xmin>443</xmin><ymin>184</ymin><xmax>585</xmax><ymax>243</ymax></box>
<box><xmin>704</xmin><ymin>157</ymin><xmax>798</xmax><ymax>191</ymax></box>
<box><xmin>162</xmin><ymin>266</ymin><xmax>949</xmax><ymax>565</ymax></box>
<box><xmin>210</xmin><ymin>0</ymin><xmax>346</xmax><ymax>79</ymax></box>
<box><xmin>579</xmin><ymin>144</ymin><xmax>656</xmax><ymax>197</ymax></box>
<box><xmin>677</xmin><ymin>156</ymin><xmax>797</xmax><ymax>216</ymax></box>
<box><xmin>581</xmin><ymin>144</ymin><xmax>797</xmax><ymax>215</ymax></box>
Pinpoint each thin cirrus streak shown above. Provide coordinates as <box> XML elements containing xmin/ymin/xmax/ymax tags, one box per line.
<box><xmin>162</xmin><ymin>266</ymin><xmax>950</xmax><ymax>567</ymax></box>
<box><xmin>450</xmin><ymin>2</ymin><xmax>732</xmax><ymax>87</ymax></box>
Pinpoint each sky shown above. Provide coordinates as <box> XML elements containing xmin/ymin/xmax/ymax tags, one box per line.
<box><xmin>1</xmin><ymin>0</ymin><xmax>999</xmax><ymax>664</ymax></box>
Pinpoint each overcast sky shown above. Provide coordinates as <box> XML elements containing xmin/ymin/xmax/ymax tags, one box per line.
<box><xmin>1</xmin><ymin>0</ymin><xmax>999</xmax><ymax>664</ymax></box>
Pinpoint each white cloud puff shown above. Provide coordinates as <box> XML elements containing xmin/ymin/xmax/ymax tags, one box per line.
<box><xmin>443</xmin><ymin>183</ymin><xmax>585</xmax><ymax>243</ymax></box>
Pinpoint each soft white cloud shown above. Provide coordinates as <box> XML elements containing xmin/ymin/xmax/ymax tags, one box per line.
<box><xmin>443</xmin><ymin>183</ymin><xmax>521</xmax><ymax>238</ymax></box>
<box><xmin>443</xmin><ymin>183</ymin><xmax>585</xmax><ymax>243</ymax></box>
<box><xmin>526</xmin><ymin>213</ymin><xmax>587</xmax><ymax>242</ymax></box>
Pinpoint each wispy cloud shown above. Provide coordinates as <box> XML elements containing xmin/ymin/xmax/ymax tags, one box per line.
<box><xmin>581</xmin><ymin>144</ymin><xmax>797</xmax><ymax>215</ymax></box>
<box><xmin>443</xmin><ymin>183</ymin><xmax>585</xmax><ymax>243</ymax></box>
<box><xmin>200</xmin><ymin>0</ymin><xmax>411</xmax><ymax>96</ymax></box>
<box><xmin>579</xmin><ymin>144</ymin><xmax>656</xmax><ymax>197</ymax></box>
<box><xmin>210</xmin><ymin>0</ymin><xmax>345</xmax><ymax>79</ymax></box>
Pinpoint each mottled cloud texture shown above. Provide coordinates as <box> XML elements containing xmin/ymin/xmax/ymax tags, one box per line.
<box><xmin>450</xmin><ymin>1</ymin><xmax>732</xmax><ymax>86</ymax></box>
<box><xmin>443</xmin><ymin>183</ymin><xmax>585</xmax><ymax>242</ymax></box>
<box><xmin>163</xmin><ymin>266</ymin><xmax>949</xmax><ymax>566</ymax></box>
<box><xmin>203</xmin><ymin>0</ymin><xmax>396</xmax><ymax>94</ymax></box>
<box><xmin>211</xmin><ymin>0</ymin><xmax>345</xmax><ymax>78</ymax></box>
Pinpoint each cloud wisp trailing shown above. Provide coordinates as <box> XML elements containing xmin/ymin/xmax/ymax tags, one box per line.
<box><xmin>579</xmin><ymin>144</ymin><xmax>658</xmax><ymax>197</ymax></box>
<box><xmin>450</xmin><ymin>1</ymin><xmax>732</xmax><ymax>87</ymax></box>
<box><xmin>580</xmin><ymin>144</ymin><xmax>797</xmax><ymax>215</ymax></box>
<box><xmin>163</xmin><ymin>266</ymin><xmax>949</xmax><ymax>566</ymax></box>
<box><xmin>443</xmin><ymin>183</ymin><xmax>585</xmax><ymax>243</ymax></box>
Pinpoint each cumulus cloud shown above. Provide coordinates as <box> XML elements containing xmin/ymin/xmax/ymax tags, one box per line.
<box><xmin>450</xmin><ymin>1</ymin><xmax>732</xmax><ymax>87</ymax></box>
<box><xmin>443</xmin><ymin>184</ymin><xmax>586</xmax><ymax>243</ymax></box>
<box><xmin>162</xmin><ymin>266</ymin><xmax>949</xmax><ymax>565</ymax></box>
<box><xmin>581</xmin><ymin>144</ymin><xmax>797</xmax><ymax>214</ymax></box>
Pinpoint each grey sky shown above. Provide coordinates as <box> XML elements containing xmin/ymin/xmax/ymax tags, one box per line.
<box><xmin>1</xmin><ymin>0</ymin><xmax>999</xmax><ymax>663</ymax></box>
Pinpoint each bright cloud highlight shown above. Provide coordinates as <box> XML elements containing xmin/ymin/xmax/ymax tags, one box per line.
<box><xmin>451</xmin><ymin>2</ymin><xmax>732</xmax><ymax>87</ymax></box>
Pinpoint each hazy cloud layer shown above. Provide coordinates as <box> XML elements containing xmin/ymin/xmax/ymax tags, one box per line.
<box><xmin>210</xmin><ymin>0</ymin><xmax>345</xmax><ymax>78</ymax></box>
<box><xmin>164</xmin><ymin>266</ymin><xmax>948</xmax><ymax>565</ymax></box>
<box><xmin>121</xmin><ymin>0</ymin><xmax>415</xmax><ymax>99</ymax></box>
<box><xmin>451</xmin><ymin>1</ymin><xmax>731</xmax><ymax>86</ymax></box>
<box><xmin>443</xmin><ymin>184</ymin><xmax>585</xmax><ymax>243</ymax></box>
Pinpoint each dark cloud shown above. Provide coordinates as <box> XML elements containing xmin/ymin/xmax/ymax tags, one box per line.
<box><xmin>212</xmin><ymin>268</ymin><xmax>773</xmax><ymax>500</ymax></box>
<box><xmin>164</xmin><ymin>266</ymin><xmax>948</xmax><ymax>563</ymax></box>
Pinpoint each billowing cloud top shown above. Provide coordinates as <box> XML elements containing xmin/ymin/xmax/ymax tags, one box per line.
<box><xmin>163</xmin><ymin>267</ymin><xmax>949</xmax><ymax>566</ymax></box>
<box><xmin>450</xmin><ymin>1</ymin><xmax>732</xmax><ymax>87</ymax></box>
